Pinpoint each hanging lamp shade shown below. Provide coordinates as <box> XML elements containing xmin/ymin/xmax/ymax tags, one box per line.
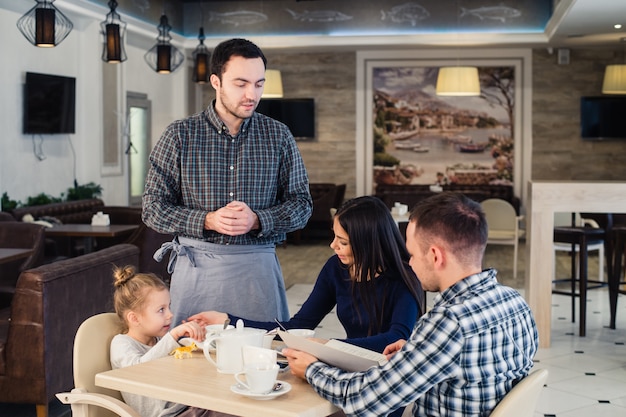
<box><xmin>100</xmin><ymin>0</ymin><xmax>127</xmax><ymax>63</ymax></box>
<box><xmin>144</xmin><ymin>14</ymin><xmax>184</xmax><ymax>74</ymax></box>
<box><xmin>16</xmin><ymin>0</ymin><xmax>73</xmax><ymax>47</ymax></box>
<box><xmin>436</xmin><ymin>66</ymin><xmax>481</xmax><ymax>96</ymax></box>
<box><xmin>602</xmin><ymin>64</ymin><xmax>626</xmax><ymax>94</ymax></box>
<box><xmin>262</xmin><ymin>69</ymin><xmax>283</xmax><ymax>98</ymax></box>
<box><xmin>192</xmin><ymin>27</ymin><xmax>210</xmax><ymax>83</ymax></box>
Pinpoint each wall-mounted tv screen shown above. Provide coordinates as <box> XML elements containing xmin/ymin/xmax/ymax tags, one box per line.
<box><xmin>256</xmin><ymin>98</ymin><xmax>315</xmax><ymax>140</ymax></box>
<box><xmin>580</xmin><ymin>96</ymin><xmax>626</xmax><ymax>140</ymax></box>
<box><xmin>23</xmin><ymin>72</ymin><xmax>76</xmax><ymax>134</ymax></box>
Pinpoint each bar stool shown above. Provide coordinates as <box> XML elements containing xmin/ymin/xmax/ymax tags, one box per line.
<box><xmin>609</xmin><ymin>226</ymin><xmax>626</xmax><ymax>329</ymax></box>
<box><xmin>552</xmin><ymin>226</ymin><xmax>606</xmax><ymax>336</ymax></box>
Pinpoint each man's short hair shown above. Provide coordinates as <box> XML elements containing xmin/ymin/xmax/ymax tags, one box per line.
<box><xmin>409</xmin><ymin>192</ymin><xmax>487</xmax><ymax>261</ymax></box>
<box><xmin>209</xmin><ymin>38</ymin><xmax>267</xmax><ymax>79</ymax></box>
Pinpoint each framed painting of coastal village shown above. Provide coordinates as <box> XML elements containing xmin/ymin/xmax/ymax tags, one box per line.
<box><xmin>356</xmin><ymin>49</ymin><xmax>532</xmax><ymax>203</ymax></box>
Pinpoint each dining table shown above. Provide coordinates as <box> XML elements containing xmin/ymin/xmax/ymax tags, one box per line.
<box><xmin>0</xmin><ymin>248</ymin><xmax>34</xmax><ymax>265</ymax></box>
<box><xmin>44</xmin><ymin>224</ymin><xmax>138</xmax><ymax>254</ymax></box>
<box><xmin>95</xmin><ymin>350</ymin><xmax>339</xmax><ymax>417</ymax></box>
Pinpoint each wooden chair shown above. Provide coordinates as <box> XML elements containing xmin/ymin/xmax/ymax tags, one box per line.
<box><xmin>56</xmin><ymin>313</ymin><xmax>141</xmax><ymax>417</ymax></box>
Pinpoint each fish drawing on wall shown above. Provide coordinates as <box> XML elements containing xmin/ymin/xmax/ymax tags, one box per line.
<box><xmin>285</xmin><ymin>9</ymin><xmax>353</xmax><ymax>23</ymax></box>
<box><xmin>460</xmin><ymin>6</ymin><xmax>522</xmax><ymax>23</ymax></box>
<box><xmin>381</xmin><ymin>2</ymin><xmax>430</xmax><ymax>27</ymax></box>
<box><xmin>208</xmin><ymin>10</ymin><xmax>268</xmax><ymax>26</ymax></box>
<box><xmin>131</xmin><ymin>0</ymin><xmax>150</xmax><ymax>13</ymax></box>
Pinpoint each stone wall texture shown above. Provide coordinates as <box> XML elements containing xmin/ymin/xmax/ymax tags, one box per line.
<box><xmin>200</xmin><ymin>47</ymin><xmax>626</xmax><ymax>202</ymax></box>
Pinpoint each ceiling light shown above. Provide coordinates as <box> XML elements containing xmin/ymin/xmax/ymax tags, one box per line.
<box><xmin>192</xmin><ymin>27</ymin><xmax>210</xmax><ymax>84</ymax></box>
<box><xmin>436</xmin><ymin>67</ymin><xmax>481</xmax><ymax>96</ymax></box>
<box><xmin>615</xmin><ymin>24</ymin><xmax>622</xmax><ymax>30</ymax></box>
<box><xmin>262</xmin><ymin>70</ymin><xmax>284</xmax><ymax>98</ymax></box>
<box><xmin>100</xmin><ymin>0</ymin><xmax>126</xmax><ymax>63</ymax></box>
<box><xmin>144</xmin><ymin>14</ymin><xmax>184</xmax><ymax>74</ymax></box>
<box><xmin>16</xmin><ymin>0</ymin><xmax>73</xmax><ymax>47</ymax></box>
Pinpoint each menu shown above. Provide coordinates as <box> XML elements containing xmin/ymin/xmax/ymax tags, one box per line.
<box><xmin>278</xmin><ymin>330</ymin><xmax>387</xmax><ymax>372</ymax></box>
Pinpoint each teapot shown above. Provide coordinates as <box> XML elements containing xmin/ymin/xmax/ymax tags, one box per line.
<box><xmin>203</xmin><ymin>319</ymin><xmax>265</xmax><ymax>374</ymax></box>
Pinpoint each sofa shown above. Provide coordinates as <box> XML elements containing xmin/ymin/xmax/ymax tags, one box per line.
<box><xmin>0</xmin><ymin>243</ymin><xmax>139</xmax><ymax>417</ymax></box>
<box><xmin>375</xmin><ymin>183</ymin><xmax>521</xmax><ymax>215</ymax></box>
<box><xmin>289</xmin><ymin>183</ymin><xmax>346</xmax><ymax>242</ymax></box>
<box><xmin>0</xmin><ymin>222</ymin><xmax>47</xmax><ymax>309</ymax></box>
<box><xmin>10</xmin><ymin>198</ymin><xmax>105</xmax><ymax>224</ymax></box>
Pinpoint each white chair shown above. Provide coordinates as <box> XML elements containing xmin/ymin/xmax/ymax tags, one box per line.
<box><xmin>56</xmin><ymin>313</ymin><xmax>141</xmax><ymax>417</ymax></box>
<box><xmin>400</xmin><ymin>369</ymin><xmax>548</xmax><ymax>417</ymax></box>
<box><xmin>553</xmin><ymin>212</ymin><xmax>604</xmax><ymax>282</ymax></box>
<box><xmin>480</xmin><ymin>199</ymin><xmax>524</xmax><ymax>279</ymax></box>
<box><xmin>490</xmin><ymin>369</ymin><xmax>548</xmax><ymax>417</ymax></box>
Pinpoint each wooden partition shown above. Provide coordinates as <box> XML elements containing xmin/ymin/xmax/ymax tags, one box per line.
<box><xmin>526</xmin><ymin>181</ymin><xmax>626</xmax><ymax>347</ymax></box>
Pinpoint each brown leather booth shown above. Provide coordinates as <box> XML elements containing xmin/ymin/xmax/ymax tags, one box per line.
<box><xmin>0</xmin><ymin>244</ymin><xmax>139</xmax><ymax>417</ymax></box>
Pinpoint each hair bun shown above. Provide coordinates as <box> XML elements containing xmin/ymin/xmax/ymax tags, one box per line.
<box><xmin>113</xmin><ymin>265</ymin><xmax>137</xmax><ymax>287</ymax></box>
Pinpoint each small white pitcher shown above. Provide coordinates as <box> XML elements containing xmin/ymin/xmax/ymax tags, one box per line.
<box><xmin>203</xmin><ymin>320</ymin><xmax>265</xmax><ymax>374</ymax></box>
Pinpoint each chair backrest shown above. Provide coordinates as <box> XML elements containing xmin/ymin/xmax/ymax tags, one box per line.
<box><xmin>74</xmin><ymin>312</ymin><xmax>125</xmax><ymax>417</ymax></box>
<box><xmin>480</xmin><ymin>198</ymin><xmax>517</xmax><ymax>231</ymax></box>
<box><xmin>490</xmin><ymin>369</ymin><xmax>548</xmax><ymax>417</ymax></box>
<box><xmin>554</xmin><ymin>212</ymin><xmax>582</xmax><ymax>227</ymax></box>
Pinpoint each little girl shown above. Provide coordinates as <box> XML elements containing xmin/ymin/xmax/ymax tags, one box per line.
<box><xmin>110</xmin><ymin>265</ymin><xmax>235</xmax><ymax>417</ymax></box>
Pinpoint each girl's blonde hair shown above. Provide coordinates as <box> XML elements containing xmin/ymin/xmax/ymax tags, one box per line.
<box><xmin>112</xmin><ymin>265</ymin><xmax>168</xmax><ymax>333</ymax></box>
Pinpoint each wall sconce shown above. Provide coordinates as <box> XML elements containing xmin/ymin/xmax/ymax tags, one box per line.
<box><xmin>262</xmin><ymin>69</ymin><xmax>283</xmax><ymax>98</ymax></box>
<box><xmin>192</xmin><ymin>27</ymin><xmax>210</xmax><ymax>84</ymax></box>
<box><xmin>144</xmin><ymin>14</ymin><xmax>184</xmax><ymax>74</ymax></box>
<box><xmin>436</xmin><ymin>67</ymin><xmax>481</xmax><ymax>96</ymax></box>
<box><xmin>100</xmin><ymin>0</ymin><xmax>126</xmax><ymax>63</ymax></box>
<box><xmin>16</xmin><ymin>0</ymin><xmax>73</xmax><ymax>47</ymax></box>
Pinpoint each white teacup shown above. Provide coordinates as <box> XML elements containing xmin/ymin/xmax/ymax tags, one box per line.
<box><xmin>288</xmin><ymin>328</ymin><xmax>315</xmax><ymax>338</ymax></box>
<box><xmin>243</xmin><ymin>345</ymin><xmax>277</xmax><ymax>367</ymax></box>
<box><xmin>234</xmin><ymin>363</ymin><xmax>279</xmax><ymax>395</ymax></box>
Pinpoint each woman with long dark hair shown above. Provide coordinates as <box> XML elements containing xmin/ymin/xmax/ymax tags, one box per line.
<box><xmin>189</xmin><ymin>196</ymin><xmax>424</xmax><ymax>352</ymax></box>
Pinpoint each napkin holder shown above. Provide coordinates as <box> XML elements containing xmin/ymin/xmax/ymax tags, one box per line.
<box><xmin>91</xmin><ymin>211</ymin><xmax>110</xmax><ymax>226</ymax></box>
<box><xmin>391</xmin><ymin>202</ymin><xmax>408</xmax><ymax>216</ymax></box>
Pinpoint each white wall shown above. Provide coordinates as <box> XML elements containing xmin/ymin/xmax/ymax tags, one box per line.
<box><xmin>0</xmin><ymin>4</ymin><xmax>187</xmax><ymax>207</ymax></box>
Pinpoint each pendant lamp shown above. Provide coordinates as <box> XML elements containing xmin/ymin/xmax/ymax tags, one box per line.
<box><xmin>16</xmin><ymin>0</ymin><xmax>73</xmax><ymax>47</ymax></box>
<box><xmin>100</xmin><ymin>0</ymin><xmax>127</xmax><ymax>63</ymax></box>
<box><xmin>436</xmin><ymin>67</ymin><xmax>481</xmax><ymax>96</ymax></box>
<box><xmin>192</xmin><ymin>27</ymin><xmax>210</xmax><ymax>83</ymax></box>
<box><xmin>262</xmin><ymin>70</ymin><xmax>284</xmax><ymax>98</ymax></box>
<box><xmin>602</xmin><ymin>39</ymin><xmax>626</xmax><ymax>94</ymax></box>
<box><xmin>602</xmin><ymin>65</ymin><xmax>626</xmax><ymax>94</ymax></box>
<box><xmin>144</xmin><ymin>14</ymin><xmax>184</xmax><ymax>74</ymax></box>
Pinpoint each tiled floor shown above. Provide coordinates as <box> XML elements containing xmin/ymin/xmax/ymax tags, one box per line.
<box><xmin>3</xmin><ymin>241</ymin><xmax>626</xmax><ymax>416</ymax></box>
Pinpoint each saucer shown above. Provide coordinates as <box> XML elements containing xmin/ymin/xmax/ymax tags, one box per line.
<box><xmin>230</xmin><ymin>380</ymin><xmax>291</xmax><ymax>400</ymax></box>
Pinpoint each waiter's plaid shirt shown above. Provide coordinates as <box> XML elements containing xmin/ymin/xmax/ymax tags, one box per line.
<box><xmin>142</xmin><ymin>102</ymin><xmax>312</xmax><ymax>245</ymax></box>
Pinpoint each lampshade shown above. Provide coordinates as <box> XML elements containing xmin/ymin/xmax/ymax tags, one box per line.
<box><xmin>602</xmin><ymin>64</ymin><xmax>626</xmax><ymax>94</ymax></box>
<box><xmin>16</xmin><ymin>0</ymin><xmax>73</xmax><ymax>47</ymax></box>
<box><xmin>262</xmin><ymin>69</ymin><xmax>284</xmax><ymax>98</ymax></box>
<box><xmin>192</xmin><ymin>27</ymin><xmax>210</xmax><ymax>84</ymax></box>
<box><xmin>100</xmin><ymin>0</ymin><xmax>126</xmax><ymax>63</ymax></box>
<box><xmin>436</xmin><ymin>66</ymin><xmax>481</xmax><ymax>96</ymax></box>
<box><xmin>144</xmin><ymin>14</ymin><xmax>184</xmax><ymax>74</ymax></box>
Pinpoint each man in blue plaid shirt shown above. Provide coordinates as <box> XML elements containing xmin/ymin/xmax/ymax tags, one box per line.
<box><xmin>143</xmin><ymin>38</ymin><xmax>312</xmax><ymax>326</ymax></box>
<box><xmin>284</xmin><ymin>192</ymin><xmax>538</xmax><ymax>416</ymax></box>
